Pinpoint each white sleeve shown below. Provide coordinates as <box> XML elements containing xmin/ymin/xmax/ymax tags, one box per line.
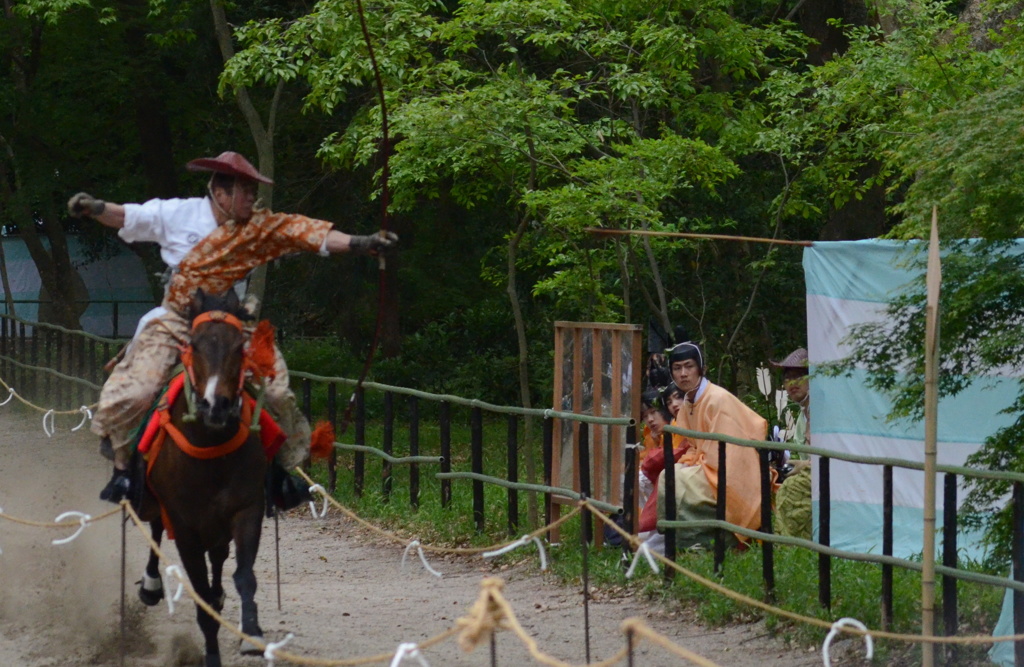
<box><xmin>318</xmin><ymin>235</ymin><xmax>330</xmax><ymax>257</ymax></box>
<box><xmin>118</xmin><ymin>198</ymin><xmax>173</xmax><ymax>245</ymax></box>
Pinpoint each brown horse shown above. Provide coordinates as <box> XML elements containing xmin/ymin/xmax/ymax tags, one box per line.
<box><xmin>135</xmin><ymin>289</ymin><xmax>267</xmax><ymax>667</ymax></box>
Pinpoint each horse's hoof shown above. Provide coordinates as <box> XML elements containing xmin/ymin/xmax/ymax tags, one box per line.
<box><xmin>239</xmin><ymin>635</ymin><xmax>265</xmax><ymax>656</ymax></box>
<box><xmin>137</xmin><ymin>586</ymin><xmax>165</xmax><ymax>606</ymax></box>
<box><xmin>137</xmin><ymin>574</ymin><xmax>164</xmax><ymax>607</ymax></box>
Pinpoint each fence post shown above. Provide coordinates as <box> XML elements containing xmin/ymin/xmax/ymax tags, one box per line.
<box><xmin>714</xmin><ymin>441</ymin><xmax>727</xmax><ymax>576</ymax></box>
<box><xmin>1015</xmin><ymin>485</ymin><xmax>1024</xmax><ymax>667</ymax></box>
<box><xmin>75</xmin><ymin>334</ymin><xmax>86</xmax><ymax>407</ymax></box>
<box><xmin>88</xmin><ymin>339</ymin><xmax>97</xmax><ymax>390</ymax></box>
<box><xmin>578</xmin><ymin>422</ymin><xmax>592</xmax><ymax>545</ymax></box>
<box><xmin>623</xmin><ymin>425</ymin><xmax>638</xmax><ymax>536</ymax></box>
<box><xmin>759</xmin><ymin>449</ymin><xmax>775</xmax><ymax>601</ymax></box>
<box><xmin>409</xmin><ymin>396</ymin><xmax>419</xmax><ymax>509</ymax></box>
<box><xmin>507</xmin><ymin>415</ymin><xmax>518</xmax><ymax>536</ymax></box>
<box><xmin>31</xmin><ymin>325</ymin><xmax>40</xmax><ymax>403</ymax></box>
<box><xmin>543</xmin><ymin>416</ymin><xmax>554</xmax><ymax>539</ymax></box>
<box><xmin>1013</xmin><ymin>482</ymin><xmax>1024</xmax><ymax>667</ymax></box>
<box><xmin>326</xmin><ymin>383</ymin><xmax>337</xmax><ymax>494</ymax></box>
<box><xmin>943</xmin><ymin>472</ymin><xmax>958</xmax><ymax>664</ymax></box>
<box><xmin>819</xmin><ymin>456</ymin><xmax>832</xmax><ymax>610</ymax></box>
<box><xmin>18</xmin><ymin>321</ymin><xmax>26</xmax><ymax>396</ymax></box>
<box><xmin>383</xmin><ymin>391</ymin><xmax>393</xmax><ymax>501</ymax></box>
<box><xmin>301</xmin><ymin>378</ymin><xmax>312</xmax><ymax>422</ymax></box>
<box><xmin>662</xmin><ymin>430</ymin><xmax>676</xmax><ymax>583</ymax></box>
<box><xmin>882</xmin><ymin>465</ymin><xmax>894</xmax><ymax>630</ymax></box>
<box><xmin>471</xmin><ymin>406</ymin><xmax>484</xmax><ymax>533</ymax></box>
<box><xmin>0</xmin><ymin>316</ymin><xmax>6</xmax><ymax>380</ymax></box>
<box><xmin>440</xmin><ymin>401</ymin><xmax>451</xmax><ymax>508</ymax></box>
<box><xmin>354</xmin><ymin>386</ymin><xmax>365</xmax><ymax>497</ymax></box>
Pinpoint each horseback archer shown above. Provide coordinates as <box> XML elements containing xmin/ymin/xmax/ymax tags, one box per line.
<box><xmin>68</xmin><ymin>151</ymin><xmax>398</xmax><ymax>504</ymax></box>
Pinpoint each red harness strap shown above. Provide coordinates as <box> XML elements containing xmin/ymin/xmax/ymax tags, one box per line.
<box><xmin>144</xmin><ymin>396</ymin><xmax>255</xmax><ymax>541</ymax></box>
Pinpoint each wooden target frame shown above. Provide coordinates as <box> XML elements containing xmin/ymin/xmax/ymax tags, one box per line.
<box><xmin>550</xmin><ymin>322</ymin><xmax>643</xmax><ymax>543</ymax></box>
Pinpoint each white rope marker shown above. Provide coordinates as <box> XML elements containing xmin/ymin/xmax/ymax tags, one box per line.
<box><xmin>42</xmin><ymin>409</ymin><xmax>55</xmax><ymax>438</ymax></box>
<box><xmin>400</xmin><ymin>540</ymin><xmax>442</xmax><ymax>578</ymax></box>
<box><xmin>308</xmin><ymin>484</ymin><xmax>329</xmax><ymax>518</ymax></box>
<box><xmin>0</xmin><ymin>388</ymin><xmax>14</xmax><ymax>406</ymax></box>
<box><xmin>822</xmin><ymin>617</ymin><xmax>873</xmax><ymax>667</ymax></box>
<box><xmin>264</xmin><ymin>632</ymin><xmax>294</xmax><ymax>665</ymax></box>
<box><xmin>625</xmin><ymin>542</ymin><xmax>660</xmax><ymax>578</ymax></box>
<box><xmin>482</xmin><ymin>535</ymin><xmax>549</xmax><ymax>571</ymax></box>
<box><xmin>71</xmin><ymin>406</ymin><xmax>93</xmax><ymax>432</ymax></box>
<box><xmin>51</xmin><ymin>511</ymin><xmax>91</xmax><ymax>545</ymax></box>
<box><xmin>390</xmin><ymin>642</ymin><xmax>431</xmax><ymax>667</ymax></box>
<box><xmin>164</xmin><ymin>565</ymin><xmax>185</xmax><ymax>615</ymax></box>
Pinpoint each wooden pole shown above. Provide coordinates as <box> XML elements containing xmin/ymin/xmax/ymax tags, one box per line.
<box><xmin>921</xmin><ymin>207</ymin><xmax>942</xmax><ymax>667</ymax></box>
<box><xmin>585</xmin><ymin>227</ymin><xmax>813</xmax><ymax>247</ymax></box>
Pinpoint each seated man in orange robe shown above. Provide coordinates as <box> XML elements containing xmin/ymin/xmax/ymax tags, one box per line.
<box><xmin>654</xmin><ymin>341</ymin><xmax>769</xmax><ymax>550</ymax></box>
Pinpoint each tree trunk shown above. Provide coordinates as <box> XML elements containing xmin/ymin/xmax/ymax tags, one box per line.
<box><xmin>209</xmin><ymin>0</ymin><xmax>283</xmax><ymax>319</ymax></box>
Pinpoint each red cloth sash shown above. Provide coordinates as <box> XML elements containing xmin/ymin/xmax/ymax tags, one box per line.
<box><xmin>139</xmin><ymin>374</ymin><xmax>286</xmax><ymax>539</ymax></box>
<box><xmin>138</xmin><ymin>374</ymin><xmax>285</xmax><ymax>459</ymax></box>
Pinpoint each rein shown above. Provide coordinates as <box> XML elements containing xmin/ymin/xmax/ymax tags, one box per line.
<box><xmin>179</xmin><ymin>310</ymin><xmax>248</xmax><ymax>422</ymax></box>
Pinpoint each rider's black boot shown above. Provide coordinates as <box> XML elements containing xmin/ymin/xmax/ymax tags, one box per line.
<box><xmin>268</xmin><ymin>459</ymin><xmax>311</xmax><ymax>511</ymax></box>
<box><xmin>100</xmin><ymin>467</ymin><xmax>131</xmax><ymax>503</ymax></box>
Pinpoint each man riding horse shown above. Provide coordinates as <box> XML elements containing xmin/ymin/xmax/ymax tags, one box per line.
<box><xmin>68</xmin><ymin>151</ymin><xmax>397</xmax><ymax>503</ymax></box>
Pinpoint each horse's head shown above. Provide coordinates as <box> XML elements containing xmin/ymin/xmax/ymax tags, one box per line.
<box><xmin>184</xmin><ymin>289</ymin><xmax>254</xmax><ymax>430</ymax></box>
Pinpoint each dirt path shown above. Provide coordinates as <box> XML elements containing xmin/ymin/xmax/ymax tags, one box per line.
<box><xmin>0</xmin><ymin>406</ymin><xmax>829</xmax><ymax>666</ymax></box>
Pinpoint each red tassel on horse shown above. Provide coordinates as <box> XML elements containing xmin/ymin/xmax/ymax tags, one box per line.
<box><xmin>247</xmin><ymin>320</ymin><xmax>277</xmax><ymax>382</ymax></box>
<box><xmin>310</xmin><ymin>421</ymin><xmax>335</xmax><ymax>461</ymax></box>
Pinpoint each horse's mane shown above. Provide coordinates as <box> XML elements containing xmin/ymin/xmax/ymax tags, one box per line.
<box><xmin>187</xmin><ymin>288</ymin><xmax>254</xmax><ymax>323</ymax></box>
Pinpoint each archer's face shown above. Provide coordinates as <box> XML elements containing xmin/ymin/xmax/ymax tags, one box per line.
<box><xmin>213</xmin><ymin>179</ymin><xmax>258</xmax><ymax>222</ymax></box>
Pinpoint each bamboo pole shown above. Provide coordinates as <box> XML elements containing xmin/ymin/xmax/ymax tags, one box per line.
<box><xmin>584</xmin><ymin>227</ymin><xmax>814</xmax><ymax>247</ymax></box>
<box><xmin>922</xmin><ymin>207</ymin><xmax>942</xmax><ymax>667</ymax></box>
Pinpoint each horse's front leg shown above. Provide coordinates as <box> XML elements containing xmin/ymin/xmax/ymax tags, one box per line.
<box><xmin>209</xmin><ymin>541</ymin><xmax>228</xmax><ymax>612</ymax></box>
<box><xmin>138</xmin><ymin>519</ymin><xmax>165</xmax><ymax>606</ymax></box>
<box><xmin>176</xmin><ymin>533</ymin><xmax>222</xmax><ymax>667</ymax></box>
<box><xmin>232</xmin><ymin>506</ymin><xmax>265</xmax><ymax>655</ymax></box>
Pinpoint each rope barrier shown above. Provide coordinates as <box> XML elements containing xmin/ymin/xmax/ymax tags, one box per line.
<box><xmin>822</xmin><ymin>618</ymin><xmax>873</xmax><ymax>667</ymax></box>
<box><xmin>0</xmin><ymin>313</ymin><xmax>121</xmax><ymax>344</ymax></box>
<box><xmin>664</xmin><ymin>424</ymin><xmax>1024</xmax><ymax>484</ymax></box>
<box><xmin>5</xmin><ymin>338</ymin><xmax>1024</xmax><ymax>656</ymax></box>
<box><xmin>4</xmin><ymin>477</ymin><xmax>1021</xmax><ymax>661</ymax></box>
<box><xmin>290</xmin><ymin>370</ymin><xmax>634</xmax><ymax>425</ymax></box>
<box><xmin>482</xmin><ymin>535</ymin><xmax>549</xmax><ymax>571</ymax></box>
<box><xmin>435</xmin><ymin>472</ymin><xmax>622</xmax><ymax>515</ymax></box>
<box><xmin>0</xmin><ymin>505</ymin><xmax>121</xmax><ymax>529</ymax></box>
<box><xmin>0</xmin><ymin>376</ymin><xmax>98</xmax><ymax>417</ymax></box>
<box><xmin>656</xmin><ymin>517</ymin><xmax>1024</xmax><ymax>594</ymax></box>
<box><xmin>388</xmin><ymin>643</ymin><xmax>430</xmax><ymax>667</ymax></box>
<box><xmin>0</xmin><ymin>355</ymin><xmax>103</xmax><ymax>391</ymax></box>
<box><xmin>586</xmin><ymin>500</ymin><xmax>1024</xmax><ymax>646</ymax></box>
<box><xmin>618</xmin><ymin>619</ymin><xmax>723</xmax><ymax>667</ymax></box>
<box><xmin>401</xmin><ymin>540</ymin><xmax>443</xmax><ymax>578</ymax></box>
<box><xmin>333</xmin><ymin>442</ymin><xmax>442</xmax><ymax>465</ymax></box>
<box><xmin>293</xmin><ymin>468</ymin><xmax>584</xmax><ymax>556</ymax></box>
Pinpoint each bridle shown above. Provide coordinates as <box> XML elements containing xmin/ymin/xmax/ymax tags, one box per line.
<box><xmin>179</xmin><ymin>310</ymin><xmax>248</xmax><ymax>423</ymax></box>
